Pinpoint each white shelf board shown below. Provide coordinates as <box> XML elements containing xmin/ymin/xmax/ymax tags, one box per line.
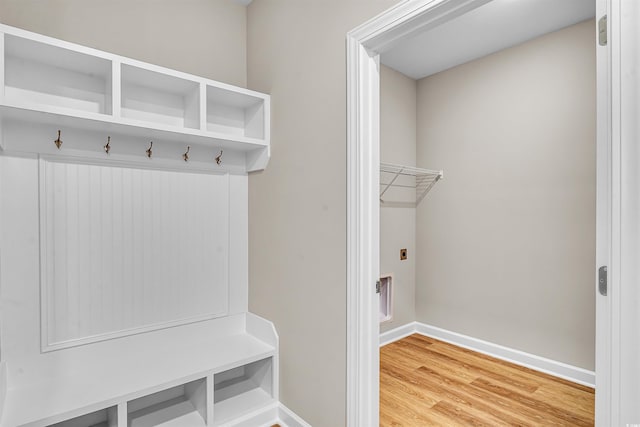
<box><xmin>128</xmin><ymin>396</ymin><xmax>205</xmax><ymax>427</ymax></box>
<box><xmin>213</xmin><ymin>386</ymin><xmax>275</xmax><ymax>426</ymax></box>
<box><xmin>2</xmin><ymin>317</ymin><xmax>275</xmax><ymax>427</ymax></box>
<box><xmin>0</xmin><ymin>103</ymin><xmax>267</xmax><ymax>153</ymax></box>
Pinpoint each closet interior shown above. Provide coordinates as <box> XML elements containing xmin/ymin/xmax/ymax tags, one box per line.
<box><xmin>378</xmin><ymin>0</ymin><xmax>597</xmax><ymax>384</ymax></box>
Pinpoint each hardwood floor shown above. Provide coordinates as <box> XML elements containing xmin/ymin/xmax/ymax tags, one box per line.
<box><xmin>380</xmin><ymin>334</ymin><xmax>595</xmax><ymax>426</ymax></box>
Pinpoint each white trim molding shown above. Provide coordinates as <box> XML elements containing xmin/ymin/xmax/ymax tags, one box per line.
<box><xmin>379</xmin><ymin>322</ymin><xmax>417</xmax><ymax>347</ymax></box>
<box><xmin>380</xmin><ymin>322</ymin><xmax>596</xmax><ymax>388</ymax></box>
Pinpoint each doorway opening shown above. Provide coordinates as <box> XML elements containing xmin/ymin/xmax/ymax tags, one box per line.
<box><xmin>346</xmin><ymin>0</ymin><xmax>611</xmax><ymax>425</ymax></box>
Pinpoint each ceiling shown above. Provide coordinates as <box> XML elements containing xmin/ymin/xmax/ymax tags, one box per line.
<box><xmin>381</xmin><ymin>0</ymin><xmax>595</xmax><ymax>80</ymax></box>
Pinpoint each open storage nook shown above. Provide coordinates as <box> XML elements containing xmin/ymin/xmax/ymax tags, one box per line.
<box><xmin>0</xmin><ymin>24</ymin><xmax>270</xmax><ymax>172</ymax></box>
<box><xmin>50</xmin><ymin>407</ymin><xmax>118</xmax><ymax>427</ymax></box>
<box><xmin>121</xmin><ymin>65</ymin><xmax>200</xmax><ymax>130</ymax></box>
<box><xmin>127</xmin><ymin>380</ymin><xmax>207</xmax><ymax>427</ymax></box>
<box><xmin>213</xmin><ymin>358</ymin><xmax>274</xmax><ymax>425</ymax></box>
<box><xmin>206</xmin><ymin>85</ymin><xmax>265</xmax><ymax>139</ymax></box>
<box><xmin>3</xmin><ymin>34</ymin><xmax>112</xmax><ymax>116</ymax></box>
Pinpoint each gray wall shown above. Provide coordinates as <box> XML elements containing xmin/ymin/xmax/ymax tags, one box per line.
<box><xmin>0</xmin><ymin>0</ymin><xmax>247</xmax><ymax>86</ymax></box>
<box><xmin>246</xmin><ymin>1</ymin><xmax>400</xmax><ymax>426</ymax></box>
<box><xmin>380</xmin><ymin>65</ymin><xmax>417</xmax><ymax>333</ymax></box>
<box><xmin>415</xmin><ymin>20</ymin><xmax>596</xmax><ymax>370</ymax></box>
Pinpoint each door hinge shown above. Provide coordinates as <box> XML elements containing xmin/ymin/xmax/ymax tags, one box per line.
<box><xmin>598</xmin><ymin>266</ymin><xmax>608</xmax><ymax>296</ymax></box>
<box><xmin>376</xmin><ymin>280</ymin><xmax>381</xmax><ymax>294</ymax></box>
<box><xmin>598</xmin><ymin>15</ymin><xmax>607</xmax><ymax>46</ymax></box>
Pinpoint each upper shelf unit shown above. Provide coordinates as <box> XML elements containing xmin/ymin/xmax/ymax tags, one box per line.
<box><xmin>380</xmin><ymin>162</ymin><xmax>443</xmax><ymax>206</ymax></box>
<box><xmin>0</xmin><ymin>24</ymin><xmax>270</xmax><ymax>172</ymax></box>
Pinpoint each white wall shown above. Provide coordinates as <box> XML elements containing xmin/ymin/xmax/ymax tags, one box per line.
<box><xmin>380</xmin><ymin>65</ymin><xmax>417</xmax><ymax>333</ymax></box>
<box><xmin>0</xmin><ymin>0</ymin><xmax>247</xmax><ymax>86</ymax></box>
<box><xmin>415</xmin><ymin>20</ymin><xmax>596</xmax><ymax>369</ymax></box>
<box><xmin>246</xmin><ymin>1</ymin><xmax>401</xmax><ymax>425</ymax></box>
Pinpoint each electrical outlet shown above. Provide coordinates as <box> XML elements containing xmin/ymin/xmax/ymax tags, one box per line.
<box><xmin>400</xmin><ymin>248</ymin><xmax>407</xmax><ymax>260</ymax></box>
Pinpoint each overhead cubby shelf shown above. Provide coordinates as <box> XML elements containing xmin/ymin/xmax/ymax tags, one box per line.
<box><xmin>380</xmin><ymin>162</ymin><xmax>443</xmax><ymax>206</ymax></box>
<box><xmin>0</xmin><ymin>24</ymin><xmax>270</xmax><ymax>172</ymax></box>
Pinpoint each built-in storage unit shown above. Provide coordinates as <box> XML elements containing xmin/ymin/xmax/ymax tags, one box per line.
<box><xmin>0</xmin><ymin>24</ymin><xmax>270</xmax><ymax>172</ymax></box>
<box><xmin>0</xmin><ymin>313</ymin><xmax>279</xmax><ymax>427</ymax></box>
<box><xmin>0</xmin><ymin>24</ymin><xmax>289</xmax><ymax>427</ymax></box>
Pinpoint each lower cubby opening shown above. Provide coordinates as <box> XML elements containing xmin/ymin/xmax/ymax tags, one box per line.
<box><xmin>127</xmin><ymin>379</ymin><xmax>207</xmax><ymax>427</ymax></box>
<box><xmin>50</xmin><ymin>406</ymin><xmax>117</xmax><ymax>427</ymax></box>
<box><xmin>213</xmin><ymin>358</ymin><xmax>273</xmax><ymax>425</ymax></box>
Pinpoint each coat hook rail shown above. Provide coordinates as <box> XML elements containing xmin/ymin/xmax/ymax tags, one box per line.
<box><xmin>54</xmin><ymin>130</ymin><xmax>62</xmax><ymax>149</ymax></box>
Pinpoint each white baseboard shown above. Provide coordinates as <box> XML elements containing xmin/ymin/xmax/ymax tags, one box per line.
<box><xmin>380</xmin><ymin>322</ymin><xmax>595</xmax><ymax>388</ymax></box>
<box><xmin>379</xmin><ymin>322</ymin><xmax>418</xmax><ymax>347</ymax></box>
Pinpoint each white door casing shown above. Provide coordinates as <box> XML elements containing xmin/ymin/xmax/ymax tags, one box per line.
<box><xmin>595</xmin><ymin>0</ymin><xmax>611</xmax><ymax>424</ymax></box>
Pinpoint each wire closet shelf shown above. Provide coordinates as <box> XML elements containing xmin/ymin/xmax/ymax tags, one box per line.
<box><xmin>380</xmin><ymin>162</ymin><xmax>443</xmax><ymax>206</ymax></box>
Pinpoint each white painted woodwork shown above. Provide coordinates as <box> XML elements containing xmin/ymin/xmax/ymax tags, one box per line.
<box><xmin>594</xmin><ymin>0</ymin><xmax>611</xmax><ymax>424</ymax></box>
<box><xmin>40</xmin><ymin>160</ymin><xmax>229</xmax><ymax>350</ymax></box>
<box><xmin>50</xmin><ymin>407</ymin><xmax>117</xmax><ymax>427</ymax></box>
<box><xmin>121</xmin><ymin>64</ymin><xmax>200</xmax><ymax>130</ymax></box>
<box><xmin>4</xmin><ymin>34</ymin><xmax>113</xmax><ymax>115</ymax></box>
<box><xmin>127</xmin><ymin>380</ymin><xmax>207</xmax><ymax>427</ymax></box>
<box><xmin>0</xmin><ymin>21</ymin><xmax>306</xmax><ymax>427</ymax></box>
<box><xmin>0</xmin><ymin>313</ymin><xmax>277</xmax><ymax>427</ymax></box>
<box><xmin>213</xmin><ymin>358</ymin><xmax>274</xmax><ymax>425</ymax></box>
<box><xmin>0</xmin><ymin>24</ymin><xmax>270</xmax><ymax>172</ymax></box>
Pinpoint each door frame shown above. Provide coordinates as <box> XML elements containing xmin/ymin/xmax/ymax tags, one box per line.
<box><xmin>346</xmin><ymin>0</ymin><xmax>620</xmax><ymax>425</ymax></box>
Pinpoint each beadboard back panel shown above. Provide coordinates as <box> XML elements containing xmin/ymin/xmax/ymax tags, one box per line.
<box><xmin>40</xmin><ymin>160</ymin><xmax>230</xmax><ymax>351</ymax></box>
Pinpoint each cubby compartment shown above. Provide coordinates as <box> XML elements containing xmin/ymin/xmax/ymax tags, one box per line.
<box><xmin>206</xmin><ymin>85</ymin><xmax>265</xmax><ymax>139</ymax></box>
<box><xmin>213</xmin><ymin>358</ymin><xmax>274</xmax><ymax>424</ymax></box>
<box><xmin>127</xmin><ymin>379</ymin><xmax>207</xmax><ymax>427</ymax></box>
<box><xmin>3</xmin><ymin>34</ymin><xmax>112</xmax><ymax>115</ymax></box>
<box><xmin>49</xmin><ymin>406</ymin><xmax>118</xmax><ymax>427</ymax></box>
<box><xmin>121</xmin><ymin>64</ymin><xmax>200</xmax><ymax>129</ymax></box>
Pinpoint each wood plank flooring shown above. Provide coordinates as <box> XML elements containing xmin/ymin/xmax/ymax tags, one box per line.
<box><xmin>380</xmin><ymin>334</ymin><xmax>595</xmax><ymax>426</ymax></box>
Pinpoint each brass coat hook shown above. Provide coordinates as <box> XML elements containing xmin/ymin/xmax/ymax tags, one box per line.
<box><xmin>215</xmin><ymin>150</ymin><xmax>223</xmax><ymax>165</ymax></box>
<box><xmin>146</xmin><ymin>141</ymin><xmax>153</xmax><ymax>158</ymax></box>
<box><xmin>54</xmin><ymin>130</ymin><xmax>62</xmax><ymax>149</ymax></box>
<box><xmin>183</xmin><ymin>146</ymin><xmax>190</xmax><ymax>162</ymax></box>
<box><xmin>104</xmin><ymin>136</ymin><xmax>111</xmax><ymax>154</ymax></box>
